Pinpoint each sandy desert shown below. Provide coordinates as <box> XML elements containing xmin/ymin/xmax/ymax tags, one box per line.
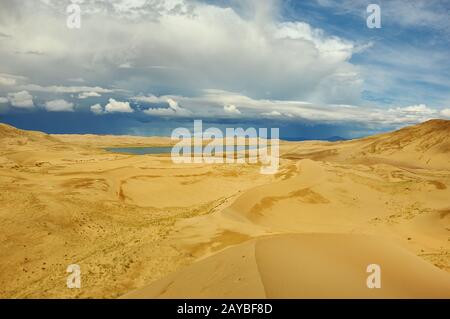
<box><xmin>0</xmin><ymin>119</ymin><xmax>449</xmax><ymax>298</ymax></box>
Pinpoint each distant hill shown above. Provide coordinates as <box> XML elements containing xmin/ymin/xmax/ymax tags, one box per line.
<box><xmin>325</xmin><ymin>136</ymin><xmax>347</xmax><ymax>142</ymax></box>
<box><xmin>281</xmin><ymin>119</ymin><xmax>450</xmax><ymax>169</ymax></box>
<box><xmin>355</xmin><ymin>119</ymin><xmax>450</xmax><ymax>169</ymax></box>
<box><xmin>282</xmin><ymin>136</ymin><xmax>347</xmax><ymax>142</ymax></box>
<box><xmin>361</xmin><ymin>119</ymin><xmax>450</xmax><ymax>153</ymax></box>
<box><xmin>0</xmin><ymin>123</ymin><xmax>62</xmax><ymax>147</ymax></box>
<box><xmin>2</xmin><ymin>119</ymin><xmax>449</xmax><ymax>168</ymax></box>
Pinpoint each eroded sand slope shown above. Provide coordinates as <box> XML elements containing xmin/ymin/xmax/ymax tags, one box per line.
<box><xmin>123</xmin><ymin>234</ymin><xmax>450</xmax><ymax>298</ymax></box>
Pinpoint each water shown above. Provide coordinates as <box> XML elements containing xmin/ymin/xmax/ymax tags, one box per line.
<box><xmin>105</xmin><ymin>145</ymin><xmax>262</xmax><ymax>155</ymax></box>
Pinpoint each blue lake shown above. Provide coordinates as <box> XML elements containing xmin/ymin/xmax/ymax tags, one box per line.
<box><xmin>105</xmin><ymin>145</ymin><xmax>262</xmax><ymax>155</ymax></box>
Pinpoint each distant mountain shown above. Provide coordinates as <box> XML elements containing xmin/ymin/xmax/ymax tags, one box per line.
<box><xmin>282</xmin><ymin>136</ymin><xmax>347</xmax><ymax>142</ymax></box>
<box><xmin>325</xmin><ymin>136</ymin><xmax>347</xmax><ymax>142</ymax></box>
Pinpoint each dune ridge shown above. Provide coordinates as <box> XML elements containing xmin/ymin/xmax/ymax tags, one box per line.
<box><xmin>123</xmin><ymin>233</ymin><xmax>450</xmax><ymax>298</ymax></box>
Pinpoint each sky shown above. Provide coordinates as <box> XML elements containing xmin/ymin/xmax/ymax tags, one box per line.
<box><xmin>0</xmin><ymin>0</ymin><xmax>449</xmax><ymax>139</ymax></box>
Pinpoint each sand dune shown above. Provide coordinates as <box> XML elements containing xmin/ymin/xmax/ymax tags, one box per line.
<box><xmin>282</xmin><ymin>120</ymin><xmax>450</xmax><ymax>170</ymax></box>
<box><xmin>53</xmin><ymin>133</ymin><xmax>174</xmax><ymax>148</ymax></box>
<box><xmin>0</xmin><ymin>120</ymin><xmax>449</xmax><ymax>298</ymax></box>
<box><xmin>122</xmin><ymin>234</ymin><xmax>450</xmax><ymax>298</ymax></box>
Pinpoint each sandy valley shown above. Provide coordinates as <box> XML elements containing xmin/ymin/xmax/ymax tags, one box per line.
<box><xmin>0</xmin><ymin>120</ymin><xmax>449</xmax><ymax>298</ymax></box>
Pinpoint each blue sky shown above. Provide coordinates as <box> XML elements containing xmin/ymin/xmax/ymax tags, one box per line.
<box><xmin>0</xmin><ymin>0</ymin><xmax>449</xmax><ymax>139</ymax></box>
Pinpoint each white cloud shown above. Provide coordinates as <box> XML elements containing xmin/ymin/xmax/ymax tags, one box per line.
<box><xmin>133</xmin><ymin>90</ymin><xmax>448</xmax><ymax>125</ymax></box>
<box><xmin>0</xmin><ymin>0</ymin><xmax>448</xmax><ymax>127</ymax></box>
<box><xmin>354</xmin><ymin>107</ymin><xmax>435</xmax><ymax>124</ymax></box>
<box><xmin>262</xmin><ymin>110</ymin><xmax>282</xmax><ymax>117</ymax></box>
<box><xmin>21</xmin><ymin>84</ymin><xmax>114</xmax><ymax>94</ymax></box>
<box><xmin>90</xmin><ymin>99</ymin><xmax>134</xmax><ymax>114</ymax></box>
<box><xmin>0</xmin><ymin>0</ymin><xmax>361</xmax><ymax>103</ymax></box>
<box><xmin>119</xmin><ymin>62</ymin><xmax>133</xmax><ymax>69</ymax></box>
<box><xmin>274</xmin><ymin>22</ymin><xmax>354</xmax><ymax>62</ymax></box>
<box><xmin>223</xmin><ymin>104</ymin><xmax>241</xmax><ymax>114</ymax></box>
<box><xmin>8</xmin><ymin>91</ymin><xmax>34</xmax><ymax>108</ymax></box>
<box><xmin>78</xmin><ymin>91</ymin><xmax>101</xmax><ymax>99</ymax></box>
<box><xmin>142</xmin><ymin>97</ymin><xmax>191</xmax><ymax>116</ymax></box>
<box><xmin>132</xmin><ymin>95</ymin><xmax>166</xmax><ymax>104</ymax></box>
<box><xmin>374</xmin><ymin>104</ymin><xmax>438</xmax><ymax>124</ymax></box>
<box><xmin>143</xmin><ymin>107</ymin><xmax>176</xmax><ymax>116</ymax></box>
<box><xmin>90</xmin><ymin>103</ymin><xmax>104</xmax><ymax>115</ymax></box>
<box><xmin>389</xmin><ymin>104</ymin><xmax>436</xmax><ymax>115</ymax></box>
<box><xmin>167</xmin><ymin>98</ymin><xmax>181</xmax><ymax>111</ymax></box>
<box><xmin>44</xmin><ymin>99</ymin><xmax>74</xmax><ymax>112</ymax></box>
<box><xmin>0</xmin><ymin>76</ymin><xmax>16</xmax><ymax>86</ymax></box>
<box><xmin>104</xmin><ymin>98</ymin><xmax>134</xmax><ymax>113</ymax></box>
<box><xmin>441</xmin><ymin>108</ymin><xmax>450</xmax><ymax>118</ymax></box>
<box><xmin>0</xmin><ymin>97</ymin><xmax>8</xmax><ymax>103</ymax></box>
<box><xmin>0</xmin><ymin>73</ymin><xmax>27</xmax><ymax>86</ymax></box>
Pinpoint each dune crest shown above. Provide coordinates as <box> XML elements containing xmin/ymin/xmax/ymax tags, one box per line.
<box><xmin>122</xmin><ymin>234</ymin><xmax>450</xmax><ymax>299</ymax></box>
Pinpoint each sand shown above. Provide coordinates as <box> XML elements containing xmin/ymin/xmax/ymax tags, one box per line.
<box><xmin>0</xmin><ymin>120</ymin><xmax>449</xmax><ymax>298</ymax></box>
<box><xmin>123</xmin><ymin>234</ymin><xmax>450</xmax><ymax>298</ymax></box>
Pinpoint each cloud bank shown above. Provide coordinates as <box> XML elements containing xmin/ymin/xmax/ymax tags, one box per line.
<box><xmin>0</xmin><ymin>0</ymin><xmax>448</xmax><ymax>136</ymax></box>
